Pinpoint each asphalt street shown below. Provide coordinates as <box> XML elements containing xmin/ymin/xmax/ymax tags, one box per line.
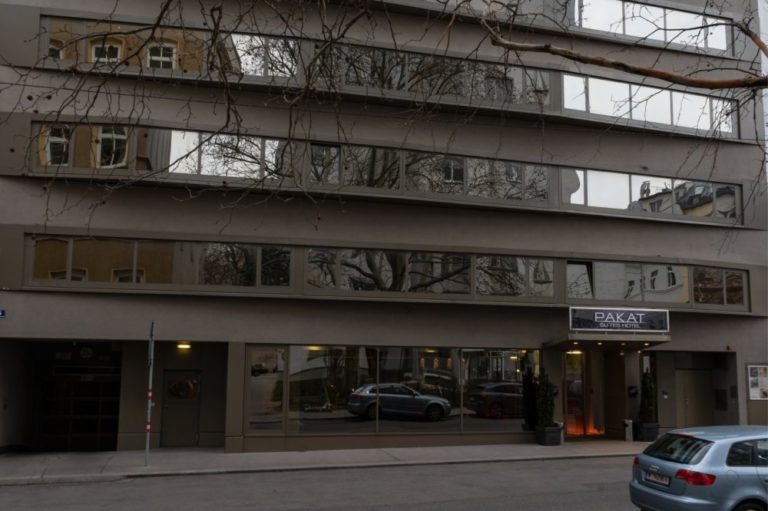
<box><xmin>0</xmin><ymin>456</ymin><xmax>638</xmax><ymax>511</ymax></box>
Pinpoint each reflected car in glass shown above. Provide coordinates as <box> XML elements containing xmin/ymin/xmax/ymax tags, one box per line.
<box><xmin>466</xmin><ymin>382</ymin><xmax>524</xmax><ymax>419</ymax></box>
<box><xmin>629</xmin><ymin>426</ymin><xmax>768</xmax><ymax>511</ymax></box>
<box><xmin>347</xmin><ymin>383</ymin><xmax>451</xmax><ymax>421</ymax></box>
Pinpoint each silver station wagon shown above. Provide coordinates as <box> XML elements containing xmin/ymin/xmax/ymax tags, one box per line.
<box><xmin>630</xmin><ymin>426</ymin><xmax>768</xmax><ymax>511</ymax></box>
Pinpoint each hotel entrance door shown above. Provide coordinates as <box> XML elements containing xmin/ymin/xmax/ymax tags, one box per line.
<box><xmin>564</xmin><ymin>350</ymin><xmax>605</xmax><ymax>436</ymax></box>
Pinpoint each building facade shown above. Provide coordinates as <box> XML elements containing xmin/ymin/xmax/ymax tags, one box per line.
<box><xmin>0</xmin><ymin>0</ymin><xmax>765</xmax><ymax>452</ymax></box>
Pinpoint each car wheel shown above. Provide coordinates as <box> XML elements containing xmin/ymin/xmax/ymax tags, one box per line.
<box><xmin>733</xmin><ymin>502</ymin><xmax>767</xmax><ymax>511</ymax></box>
<box><xmin>489</xmin><ymin>402</ymin><xmax>504</xmax><ymax>419</ymax></box>
<box><xmin>364</xmin><ymin>404</ymin><xmax>378</xmax><ymax>421</ymax></box>
<box><xmin>425</xmin><ymin>404</ymin><xmax>443</xmax><ymax>422</ymax></box>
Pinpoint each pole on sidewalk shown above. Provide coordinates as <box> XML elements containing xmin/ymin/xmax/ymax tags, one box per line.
<box><xmin>145</xmin><ymin>320</ymin><xmax>155</xmax><ymax>467</ymax></box>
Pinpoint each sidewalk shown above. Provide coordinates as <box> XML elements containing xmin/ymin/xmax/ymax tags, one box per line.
<box><xmin>0</xmin><ymin>439</ymin><xmax>648</xmax><ymax>486</ymax></box>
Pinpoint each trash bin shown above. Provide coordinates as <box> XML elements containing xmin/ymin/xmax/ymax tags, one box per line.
<box><xmin>555</xmin><ymin>421</ymin><xmax>564</xmax><ymax>444</ymax></box>
<box><xmin>624</xmin><ymin>419</ymin><xmax>634</xmax><ymax>441</ymax></box>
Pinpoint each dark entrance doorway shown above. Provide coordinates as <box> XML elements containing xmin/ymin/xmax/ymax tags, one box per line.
<box><xmin>33</xmin><ymin>342</ymin><xmax>122</xmax><ymax>451</ymax></box>
<box><xmin>564</xmin><ymin>350</ymin><xmax>605</xmax><ymax>437</ymax></box>
<box><xmin>161</xmin><ymin>370</ymin><xmax>202</xmax><ymax>447</ymax></box>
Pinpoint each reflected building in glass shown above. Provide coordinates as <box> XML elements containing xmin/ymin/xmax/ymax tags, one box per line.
<box><xmin>0</xmin><ymin>0</ymin><xmax>765</xmax><ymax>455</ymax></box>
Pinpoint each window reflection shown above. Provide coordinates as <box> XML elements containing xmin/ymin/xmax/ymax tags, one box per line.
<box><xmin>588</xmin><ymin>79</ymin><xmax>631</xmax><ymax>118</ymax></box>
<box><xmin>288</xmin><ymin>346</ymin><xmax>377</xmax><ymax>434</ymax></box>
<box><xmin>71</xmin><ymin>239</ymin><xmax>134</xmax><ymax>283</ymax></box>
<box><xmin>631</xmin><ymin>85</ymin><xmax>671</xmax><ymax>124</ymax></box>
<box><xmin>340</xmin><ymin>250</ymin><xmax>407</xmax><ymax>292</ymax></box>
<box><xmin>476</xmin><ymin>256</ymin><xmax>526</xmax><ymax>296</ymax></box>
<box><xmin>568</xmin><ymin>262</ymin><xmax>594</xmax><ymax>299</ymax></box>
<box><xmin>587</xmin><ymin>171</ymin><xmax>629</xmax><ymax>209</ymax></box>
<box><xmin>342</xmin><ymin>146</ymin><xmax>400</xmax><ymax>189</ymax></box>
<box><xmin>306</xmin><ymin>248</ymin><xmax>337</xmax><ymax>289</ymax></box>
<box><xmin>261</xmin><ymin>247</ymin><xmax>291</xmax><ymax>287</ymax></box>
<box><xmin>694</xmin><ymin>266</ymin><xmax>724</xmax><ymax>304</ymax></box>
<box><xmin>39</xmin><ymin>125</ymin><xmax>71</xmax><ymax>166</ymax></box>
<box><xmin>310</xmin><ymin>144</ymin><xmax>341</xmax><ymax>185</ymax></box>
<box><xmin>32</xmin><ymin>238</ymin><xmax>69</xmax><ymax>280</ymax></box>
<box><xmin>593</xmin><ymin>262</ymin><xmax>643</xmax><ymax>301</ymax></box>
<box><xmin>219</xmin><ymin>35</ymin><xmax>298</xmax><ymax>77</ymax></box>
<box><xmin>643</xmin><ymin>264</ymin><xmax>689</xmax><ymax>303</ymax></box>
<box><xmin>200</xmin><ymin>243</ymin><xmax>257</xmax><ymax>286</ymax></box>
<box><xmin>246</xmin><ymin>346</ymin><xmax>285</xmax><ymax>432</ymax></box>
<box><xmin>405</xmin><ymin>153</ymin><xmax>465</xmax><ymax>195</ymax></box>
<box><xmin>407</xmin><ymin>253</ymin><xmax>470</xmax><ymax>294</ymax></box>
<box><xmin>624</xmin><ymin>3</ymin><xmax>665</xmax><ymax>41</ymax></box>
<box><xmin>725</xmin><ymin>271</ymin><xmax>745</xmax><ymax>305</ymax></box>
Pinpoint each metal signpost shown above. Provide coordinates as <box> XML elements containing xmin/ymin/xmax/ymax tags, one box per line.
<box><xmin>145</xmin><ymin>321</ymin><xmax>155</xmax><ymax>467</ymax></box>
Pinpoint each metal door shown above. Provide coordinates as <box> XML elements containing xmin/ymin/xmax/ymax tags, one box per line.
<box><xmin>160</xmin><ymin>370</ymin><xmax>201</xmax><ymax>447</ymax></box>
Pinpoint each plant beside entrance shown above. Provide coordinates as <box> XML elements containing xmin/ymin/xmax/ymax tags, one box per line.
<box><xmin>635</xmin><ymin>369</ymin><xmax>659</xmax><ymax>442</ymax></box>
<box><xmin>535</xmin><ymin>368</ymin><xmax>562</xmax><ymax>446</ymax></box>
<box><xmin>522</xmin><ymin>368</ymin><xmax>538</xmax><ymax>431</ymax></box>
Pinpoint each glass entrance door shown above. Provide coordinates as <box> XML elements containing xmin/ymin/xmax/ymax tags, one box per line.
<box><xmin>564</xmin><ymin>350</ymin><xmax>605</xmax><ymax>436</ymax></box>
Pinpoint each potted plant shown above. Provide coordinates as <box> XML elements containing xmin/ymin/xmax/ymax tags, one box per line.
<box><xmin>635</xmin><ymin>369</ymin><xmax>659</xmax><ymax>442</ymax></box>
<box><xmin>522</xmin><ymin>367</ymin><xmax>538</xmax><ymax>431</ymax></box>
<box><xmin>535</xmin><ymin>368</ymin><xmax>562</xmax><ymax>445</ymax></box>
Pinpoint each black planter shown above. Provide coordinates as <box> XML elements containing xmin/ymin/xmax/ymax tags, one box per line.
<box><xmin>634</xmin><ymin>422</ymin><xmax>659</xmax><ymax>442</ymax></box>
<box><xmin>536</xmin><ymin>426</ymin><xmax>562</xmax><ymax>446</ymax></box>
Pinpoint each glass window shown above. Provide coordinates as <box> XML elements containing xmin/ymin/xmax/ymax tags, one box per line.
<box><xmin>288</xmin><ymin>346</ymin><xmax>377</xmax><ymax>434</ymax></box>
<box><xmin>711</xmin><ymin>184</ymin><xmax>739</xmax><ymax>219</ymax></box>
<box><xmin>310</xmin><ymin>144</ymin><xmax>340</xmax><ymax>185</ymax></box>
<box><xmin>264</xmin><ymin>139</ymin><xmax>295</xmax><ymax>179</ymax></box>
<box><xmin>630</xmin><ymin>175</ymin><xmax>673</xmax><ymax>213</ymax></box>
<box><xmin>643</xmin><ymin>264</ymin><xmax>689</xmax><ymax>303</ymax></box>
<box><xmin>226</xmin><ymin>35</ymin><xmax>298</xmax><ymax>77</ymax></box>
<box><xmin>97</xmin><ymin>127</ymin><xmax>128</xmax><ymax>168</ymax></box>
<box><xmin>198</xmin><ymin>243</ymin><xmax>257</xmax><ymax>286</ymax></box>
<box><xmin>671</xmin><ymin>92</ymin><xmax>710</xmax><ymax>130</ymax></box>
<box><xmin>588</xmin><ymin>79</ymin><xmax>631</xmax><ymax>118</ymax></box>
<box><xmin>147</xmin><ymin>43</ymin><xmax>176</xmax><ymax>69</ymax></box>
<box><xmin>378</xmin><ymin>347</ymin><xmax>460</xmax><ymax>433</ymax></box>
<box><xmin>306</xmin><ymin>248</ymin><xmax>337</xmax><ymax>289</ymax></box>
<box><xmin>199</xmin><ymin>134</ymin><xmax>264</xmax><ymax>178</ymax></box>
<box><xmin>524</xmin><ymin>166</ymin><xmax>549</xmax><ymax>200</ymax></box>
<box><xmin>49</xmin><ymin>40</ymin><xmax>64</xmax><ymax>59</ymax></box>
<box><xmin>246</xmin><ymin>346</ymin><xmax>285</xmax><ymax>433</ymax></box>
<box><xmin>580</xmin><ymin>0</ymin><xmax>623</xmax><ymax>33</ymax></box>
<box><xmin>706</xmin><ymin>17</ymin><xmax>728</xmax><ymax>50</ymax></box>
<box><xmin>72</xmin><ymin>239</ymin><xmax>134</xmax><ymax>283</ymax></box>
<box><xmin>462</xmin><ymin>349</ymin><xmax>537</xmax><ymax>432</ymax></box>
<box><xmin>407</xmin><ymin>253</ymin><xmax>470</xmax><ymax>294</ymax></box>
<box><xmin>476</xmin><ymin>256</ymin><xmax>526</xmax><ymax>296</ymax></box>
<box><xmin>725</xmin><ymin>271</ymin><xmax>745</xmax><ymax>305</ymax></box>
<box><xmin>727</xmin><ymin>441</ymin><xmax>757</xmax><ymax>466</ymax></box>
<box><xmin>41</xmin><ymin>125</ymin><xmax>71</xmax><ymax>166</ymax></box>
<box><xmin>624</xmin><ymin>2</ymin><xmax>665</xmax><ymax>41</ymax></box>
<box><xmin>644</xmin><ymin>434</ymin><xmax>713</xmax><ymax>464</ymax></box>
<box><xmin>673</xmin><ymin>180</ymin><xmax>714</xmax><ymax>217</ymax></box>
<box><xmin>562</xmin><ymin>169</ymin><xmax>585</xmax><ymax>205</ymax></box>
<box><xmin>587</xmin><ymin>170</ymin><xmax>630</xmax><ymax>209</ymax></box>
<box><xmin>136</xmin><ymin>240</ymin><xmax>198</xmax><ymax>285</ymax></box>
<box><xmin>593</xmin><ymin>262</ymin><xmax>642</xmax><ymax>301</ymax></box>
<box><xmin>528</xmin><ymin>259</ymin><xmax>554</xmax><ymax>297</ymax></box>
<box><xmin>563</xmin><ymin>74</ymin><xmax>587</xmax><ymax>111</ymax></box>
<box><xmin>339</xmin><ymin>249</ymin><xmax>407</xmax><ymax>292</ymax></box>
<box><xmin>91</xmin><ymin>43</ymin><xmax>121</xmax><ymax>63</ymax></box>
<box><xmin>32</xmin><ymin>238</ymin><xmax>69</xmax><ymax>281</ymax></box>
<box><xmin>405</xmin><ymin>153</ymin><xmax>464</xmax><ymax>195</ymax></box>
<box><xmin>631</xmin><ymin>86</ymin><xmax>671</xmax><ymax>124</ymax></box>
<box><xmin>694</xmin><ymin>267</ymin><xmax>724</xmax><ymax>304</ymax></box>
<box><xmin>343</xmin><ymin>46</ymin><xmax>406</xmax><ymax>90</ymax></box>
<box><xmin>467</xmin><ymin>160</ymin><xmax>524</xmax><ymax>200</ymax></box>
<box><xmin>342</xmin><ymin>146</ymin><xmax>400</xmax><ymax>189</ymax></box>
<box><xmin>711</xmin><ymin>99</ymin><xmax>734</xmax><ymax>134</ymax></box>
<box><xmin>567</xmin><ymin>262</ymin><xmax>594</xmax><ymax>299</ymax></box>
<box><xmin>665</xmin><ymin>10</ymin><xmax>705</xmax><ymax>47</ymax></box>
<box><xmin>261</xmin><ymin>247</ymin><xmax>290</xmax><ymax>287</ymax></box>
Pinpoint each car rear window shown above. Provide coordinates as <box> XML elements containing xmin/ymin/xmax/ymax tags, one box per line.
<box><xmin>644</xmin><ymin>434</ymin><xmax>713</xmax><ymax>465</ymax></box>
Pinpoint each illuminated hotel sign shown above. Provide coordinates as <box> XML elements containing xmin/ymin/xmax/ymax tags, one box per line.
<box><xmin>569</xmin><ymin>307</ymin><xmax>669</xmax><ymax>333</ymax></box>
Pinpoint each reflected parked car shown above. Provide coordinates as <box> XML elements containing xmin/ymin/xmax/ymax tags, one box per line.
<box><xmin>630</xmin><ymin>426</ymin><xmax>768</xmax><ymax>511</ymax></box>
<box><xmin>466</xmin><ymin>382</ymin><xmax>523</xmax><ymax>419</ymax></box>
<box><xmin>347</xmin><ymin>383</ymin><xmax>451</xmax><ymax>421</ymax></box>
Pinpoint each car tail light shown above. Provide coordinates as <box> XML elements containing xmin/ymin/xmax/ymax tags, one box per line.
<box><xmin>633</xmin><ymin>456</ymin><xmax>639</xmax><ymax>468</ymax></box>
<box><xmin>674</xmin><ymin>469</ymin><xmax>716</xmax><ymax>486</ymax></box>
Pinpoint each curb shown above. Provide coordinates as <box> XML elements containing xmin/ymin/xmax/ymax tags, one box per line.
<box><xmin>0</xmin><ymin>452</ymin><xmax>637</xmax><ymax>487</ymax></box>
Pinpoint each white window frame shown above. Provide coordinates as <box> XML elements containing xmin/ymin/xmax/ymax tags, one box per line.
<box><xmin>91</xmin><ymin>43</ymin><xmax>122</xmax><ymax>64</ymax></box>
<box><xmin>44</xmin><ymin>125</ymin><xmax>71</xmax><ymax>166</ymax></box>
<box><xmin>146</xmin><ymin>42</ymin><xmax>177</xmax><ymax>70</ymax></box>
<box><xmin>96</xmin><ymin>127</ymin><xmax>128</xmax><ymax>169</ymax></box>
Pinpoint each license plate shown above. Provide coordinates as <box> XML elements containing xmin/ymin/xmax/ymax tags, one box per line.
<box><xmin>645</xmin><ymin>471</ymin><xmax>670</xmax><ymax>487</ymax></box>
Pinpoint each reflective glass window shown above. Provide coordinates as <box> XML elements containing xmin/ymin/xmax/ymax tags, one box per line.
<box><xmin>671</xmin><ymin>92</ymin><xmax>710</xmax><ymax>130</ymax></box>
<box><xmin>288</xmin><ymin>346</ymin><xmax>377</xmax><ymax>434</ymax></box>
<box><xmin>407</xmin><ymin>253</ymin><xmax>470</xmax><ymax>294</ymax></box>
<box><xmin>306</xmin><ymin>248</ymin><xmax>337</xmax><ymax>289</ymax></box>
<box><xmin>97</xmin><ymin>127</ymin><xmax>128</xmax><ymax>168</ymax></box>
<box><xmin>136</xmin><ymin>240</ymin><xmax>180</xmax><ymax>285</ymax></box>
<box><xmin>462</xmin><ymin>349</ymin><xmax>537</xmax><ymax>432</ymax></box>
<box><xmin>41</xmin><ymin>125</ymin><xmax>71</xmax><ymax>166</ymax></box>
<box><xmin>562</xmin><ymin>169</ymin><xmax>585</xmax><ymax>205</ymax></box>
<box><xmin>528</xmin><ymin>259</ymin><xmax>554</xmax><ymax>297</ymax></box>
<box><xmin>711</xmin><ymin>99</ymin><xmax>734</xmax><ymax>134</ymax></box>
<box><xmin>378</xmin><ymin>347</ymin><xmax>460</xmax><ymax>433</ymax></box>
<box><xmin>225</xmin><ymin>35</ymin><xmax>298</xmax><ymax>77</ymax></box>
<box><xmin>587</xmin><ymin>170</ymin><xmax>630</xmax><ymax>209</ymax></box>
<box><xmin>706</xmin><ymin>18</ymin><xmax>728</xmax><ymax>50</ymax></box>
<box><xmin>246</xmin><ymin>346</ymin><xmax>285</xmax><ymax>433</ymax></box>
<box><xmin>343</xmin><ymin>46</ymin><xmax>406</xmax><ymax>89</ymax></box>
<box><xmin>147</xmin><ymin>43</ymin><xmax>176</xmax><ymax>69</ymax></box>
<box><xmin>713</xmin><ymin>184</ymin><xmax>739</xmax><ymax>219</ymax></box>
<box><xmin>673</xmin><ymin>180</ymin><xmax>714</xmax><ymax>217</ymax></box>
<box><xmin>665</xmin><ymin>10</ymin><xmax>705</xmax><ymax>46</ymax></box>
<box><xmin>32</xmin><ymin>238</ymin><xmax>69</xmax><ymax>280</ymax></box>
<box><xmin>405</xmin><ymin>153</ymin><xmax>464</xmax><ymax>195</ymax></box>
<box><xmin>567</xmin><ymin>262</ymin><xmax>594</xmax><ymax>299</ymax></box>
<box><xmin>694</xmin><ymin>267</ymin><xmax>724</xmax><ymax>304</ymax></box>
<box><xmin>593</xmin><ymin>262</ymin><xmax>642</xmax><ymax>301</ymax></box>
<box><xmin>643</xmin><ymin>264</ymin><xmax>689</xmax><ymax>303</ymax></box>
<box><xmin>339</xmin><ymin>249</ymin><xmax>407</xmax><ymax>292</ymax></box>
<box><xmin>467</xmin><ymin>160</ymin><xmax>524</xmax><ymax>200</ymax></box>
<box><xmin>342</xmin><ymin>146</ymin><xmax>400</xmax><ymax>189</ymax></box>
<box><xmin>725</xmin><ymin>271</ymin><xmax>745</xmax><ymax>305</ymax></box>
<box><xmin>310</xmin><ymin>144</ymin><xmax>340</xmax><ymax>185</ymax></box>
<box><xmin>199</xmin><ymin>243</ymin><xmax>257</xmax><ymax>286</ymax></box>
<box><xmin>580</xmin><ymin>0</ymin><xmax>623</xmax><ymax>33</ymax></box>
<box><xmin>588</xmin><ymin>79</ymin><xmax>631</xmax><ymax>118</ymax></box>
<box><xmin>624</xmin><ymin>3</ymin><xmax>665</xmax><ymax>41</ymax></box>
<box><xmin>261</xmin><ymin>247</ymin><xmax>291</xmax><ymax>287</ymax></box>
<box><xmin>563</xmin><ymin>74</ymin><xmax>587</xmax><ymax>111</ymax></box>
<box><xmin>524</xmin><ymin>166</ymin><xmax>549</xmax><ymax>200</ymax></box>
<box><xmin>631</xmin><ymin>86</ymin><xmax>671</xmax><ymax>124</ymax></box>
<box><xmin>72</xmin><ymin>239</ymin><xmax>134</xmax><ymax>283</ymax></box>
<box><xmin>630</xmin><ymin>175</ymin><xmax>673</xmax><ymax>213</ymax></box>
<box><xmin>476</xmin><ymin>256</ymin><xmax>526</xmax><ymax>296</ymax></box>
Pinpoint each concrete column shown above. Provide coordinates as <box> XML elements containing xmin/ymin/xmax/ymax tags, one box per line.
<box><xmin>225</xmin><ymin>342</ymin><xmax>245</xmax><ymax>452</ymax></box>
